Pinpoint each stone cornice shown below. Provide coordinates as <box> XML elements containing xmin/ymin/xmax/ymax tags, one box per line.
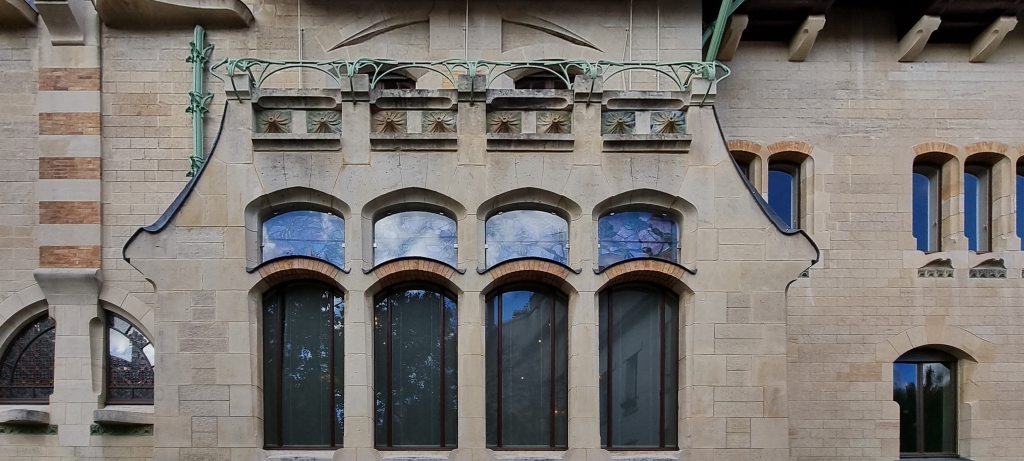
<box><xmin>94</xmin><ymin>0</ymin><xmax>253</xmax><ymax>29</ymax></box>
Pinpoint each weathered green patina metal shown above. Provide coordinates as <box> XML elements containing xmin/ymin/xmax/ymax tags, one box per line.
<box><xmin>702</xmin><ymin>0</ymin><xmax>747</xmax><ymax>48</ymax></box>
<box><xmin>211</xmin><ymin>58</ymin><xmax>730</xmax><ymax>102</ymax></box>
<box><xmin>704</xmin><ymin>0</ymin><xmax>738</xmax><ymax>64</ymax></box>
<box><xmin>186</xmin><ymin>25</ymin><xmax>214</xmax><ymax>177</ymax></box>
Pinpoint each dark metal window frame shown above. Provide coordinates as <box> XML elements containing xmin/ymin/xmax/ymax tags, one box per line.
<box><xmin>964</xmin><ymin>162</ymin><xmax>993</xmax><ymax>253</ymax></box>
<box><xmin>486</xmin><ymin>283</ymin><xmax>568</xmax><ymax>449</ymax></box>
<box><xmin>105</xmin><ymin>311</ymin><xmax>155</xmax><ymax>405</ymax></box>
<box><xmin>0</xmin><ymin>315</ymin><xmax>56</xmax><ymax>404</ymax></box>
<box><xmin>913</xmin><ymin>164</ymin><xmax>942</xmax><ymax>253</ymax></box>
<box><xmin>374</xmin><ymin>282</ymin><xmax>458</xmax><ymax>450</ymax></box>
<box><xmin>895</xmin><ymin>348</ymin><xmax>959</xmax><ymax>458</ymax></box>
<box><xmin>263</xmin><ymin>281</ymin><xmax>345</xmax><ymax>450</ymax></box>
<box><xmin>768</xmin><ymin>161</ymin><xmax>801</xmax><ymax>230</ymax></box>
<box><xmin>600</xmin><ymin>283</ymin><xmax>679</xmax><ymax>450</ymax></box>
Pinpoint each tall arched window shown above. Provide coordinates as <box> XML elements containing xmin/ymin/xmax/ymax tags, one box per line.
<box><xmin>0</xmin><ymin>316</ymin><xmax>55</xmax><ymax>403</ymax></box>
<box><xmin>768</xmin><ymin>162</ymin><xmax>800</xmax><ymax>230</ymax></box>
<box><xmin>486</xmin><ymin>285</ymin><xmax>568</xmax><ymax>448</ymax></box>
<box><xmin>263</xmin><ymin>282</ymin><xmax>345</xmax><ymax>448</ymax></box>
<box><xmin>374</xmin><ymin>284</ymin><xmax>458</xmax><ymax>448</ymax></box>
<box><xmin>599</xmin><ymin>284</ymin><xmax>679</xmax><ymax>449</ymax></box>
<box><xmin>262</xmin><ymin>210</ymin><xmax>345</xmax><ymax>267</ymax></box>
<box><xmin>597</xmin><ymin>211</ymin><xmax>678</xmax><ymax>270</ymax></box>
<box><xmin>964</xmin><ymin>163</ymin><xmax>992</xmax><ymax>252</ymax></box>
<box><xmin>106</xmin><ymin>312</ymin><xmax>154</xmax><ymax>404</ymax></box>
<box><xmin>894</xmin><ymin>347</ymin><xmax>958</xmax><ymax>457</ymax></box>
<box><xmin>485</xmin><ymin>210</ymin><xmax>568</xmax><ymax>267</ymax></box>
<box><xmin>913</xmin><ymin>164</ymin><xmax>941</xmax><ymax>252</ymax></box>
<box><xmin>374</xmin><ymin>211</ymin><xmax>457</xmax><ymax>266</ymax></box>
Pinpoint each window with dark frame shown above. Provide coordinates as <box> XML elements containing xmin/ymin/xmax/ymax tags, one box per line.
<box><xmin>913</xmin><ymin>164</ymin><xmax>941</xmax><ymax>252</ymax></box>
<box><xmin>893</xmin><ymin>347</ymin><xmax>958</xmax><ymax>458</ymax></box>
<box><xmin>599</xmin><ymin>284</ymin><xmax>679</xmax><ymax>449</ymax></box>
<box><xmin>964</xmin><ymin>163</ymin><xmax>992</xmax><ymax>252</ymax></box>
<box><xmin>0</xmin><ymin>316</ymin><xmax>55</xmax><ymax>403</ymax></box>
<box><xmin>263</xmin><ymin>282</ymin><xmax>344</xmax><ymax>449</ymax></box>
<box><xmin>514</xmin><ymin>73</ymin><xmax>569</xmax><ymax>90</ymax></box>
<box><xmin>373</xmin><ymin>74</ymin><xmax>417</xmax><ymax>90</ymax></box>
<box><xmin>374</xmin><ymin>283</ymin><xmax>458</xmax><ymax>449</ymax></box>
<box><xmin>1018</xmin><ymin>161</ymin><xmax>1024</xmax><ymax>250</ymax></box>
<box><xmin>768</xmin><ymin>162</ymin><xmax>800</xmax><ymax>230</ymax></box>
<box><xmin>485</xmin><ymin>284</ymin><xmax>568</xmax><ymax>449</ymax></box>
<box><xmin>106</xmin><ymin>312</ymin><xmax>155</xmax><ymax>404</ymax></box>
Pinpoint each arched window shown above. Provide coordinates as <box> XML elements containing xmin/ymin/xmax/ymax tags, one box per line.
<box><xmin>768</xmin><ymin>162</ymin><xmax>800</xmax><ymax>230</ymax></box>
<box><xmin>262</xmin><ymin>210</ymin><xmax>345</xmax><ymax>267</ymax></box>
<box><xmin>964</xmin><ymin>163</ymin><xmax>992</xmax><ymax>252</ymax></box>
<box><xmin>894</xmin><ymin>347</ymin><xmax>958</xmax><ymax>457</ymax></box>
<box><xmin>515</xmin><ymin>73</ymin><xmax>569</xmax><ymax>90</ymax></box>
<box><xmin>599</xmin><ymin>284</ymin><xmax>679</xmax><ymax>449</ymax></box>
<box><xmin>106</xmin><ymin>312</ymin><xmax>154</xmax><ymax>404</ymax></box>
<box><xmin>486</xmin><ymin>285</ymin><xmax>568</xmax><ymax>448</ymax></box>
<box><xmin>374</xmin><ymin>284</ymin><xmax>457</xmax><ymax>448</ymax></box>
<box><xmin>597</xmin><ymin>211</ymin><xmax>678</xmax><ymax>270</ymax></box>
<box><xmin>0</xmin><ymin>316</ymin><xmax>55</xmax><ymax>403</ymax></box>
<box><xmin>263</xmin><ymin>282</ymin><xmax>345</xmax><ymax>448</ymax></box>
<box><xmin>374</xmin><ymin>211</ymin><xmax>457</xmax><ymax>266</ymax></box>
<box><xmin>913</xmin><ymin>164</ymin><xmax>941</xmax><ymax>252</ymax></box>
<box><xmin>374</xmin><ymin>74</ymin><xmax>417</xmax><ymax>90</ymax></box>
<box><xmin>485</xmin><ymin>210</ymin><xmax>568</xmax><ymax>267</ymax></box>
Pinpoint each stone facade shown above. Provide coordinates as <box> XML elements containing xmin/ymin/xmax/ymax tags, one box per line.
<box><xmin>0</xmin><ymin>1</ymin><xmax>1020</xmax><ymax>461</ymax></box>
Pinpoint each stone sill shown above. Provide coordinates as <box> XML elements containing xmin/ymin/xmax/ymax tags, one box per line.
<box><xmin>487</xmin><ymin>89</ymin><xmax>573</xmax><ymax>110</ymax></box>
<box><xmin>0</xmin><ymin>405</ymin><xmax>49</xmax><ymax>425</ymax></box>
<box><xmin>94</xmin><ymin>405</ymin><xmax>154</xmax><ymax>426</ymax></box>
<box><xmin>371</xmin><ymin>89</ymin><xmax>457</xmax><ymax>110</ymax></box>
<box><xmin>602</xmin><ymin>134</ymin><xmax>691</xmax><ymax>152</ymax></box>
<box><xmin>487</xmin><ymin>133</ymin><xmax>574</xmax><ymax>152</ymax></box>
<box><xmin>603</xmin><ymin>90</ymin><xmax>686</xmax><ymax>110</ymax></box>
<box><xmin>252</xmin><ymin>133</ymin><xmax>342</xmax><ymax>151</ymax></box>
<box><xmin>370</xmin><ymin>133</ymin><xmax>459</xmax><ymax>151</ymax></box>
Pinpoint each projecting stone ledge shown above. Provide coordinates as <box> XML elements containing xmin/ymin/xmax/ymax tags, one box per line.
<box><xmin>0</xmin><ymin>0</ymin><xmax>37</xmax><ymax>27</ymax></box>
<box><xmin>94</xmin><ymin>406</ymin><xmax>154</xmax><ymax>426</ymax></box>
<box><xmin>0</xmin><ymin>408</ymin><xmax>49</xmax><ymax>425</ymax></box>
<box><xmin>95</xmin><ymin>0</ymin><xmax>253</xmax><ymax>29</ymax></box>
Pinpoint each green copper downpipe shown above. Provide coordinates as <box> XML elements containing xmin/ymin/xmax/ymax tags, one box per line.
<box><xmin>186</xmin><ymin>26</ymin><xmax>214</xmax><ymax>177</ymax></box>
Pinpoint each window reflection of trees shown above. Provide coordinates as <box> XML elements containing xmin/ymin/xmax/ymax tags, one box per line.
<box><xmin>107</xmin><ymin>312</ymin><xmax>155</xmax><ymax>404</ymax></box>
<box><xmin>485</xmin><ymin>210</ymin><xmax>569</xmax><ymax>267</ymax></box>
<box><xmin>374</xmin><ymin>212</ymin><xmax>457</xmax><ymax>266</ymax></box>
<box><xmin>374</xmin><ymin>285</ymin><xmax>458</xmax><ymax>448</ymax></box>
<box><xmin>893</xmin><ymin>348</ymin><xmax>957</xmax><ymax>456</ymax></box>
<box><xmin>598</xmin><ymin>212</ymin><xmax>678</xmax><ymax>270</ymax></box>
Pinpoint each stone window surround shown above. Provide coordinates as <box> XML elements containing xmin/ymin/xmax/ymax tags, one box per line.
<box><xmin>727</xmin><ymin>140</ymin><xmax>816</xmax><ymax>235</ymax></box>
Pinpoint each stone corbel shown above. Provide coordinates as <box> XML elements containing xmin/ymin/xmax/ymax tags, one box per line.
<box><xmin>0</xmin><ymin>0</ymin><xmax>37</xmax><ymax>27</ymax></box>
<box><xmin>94</xmin><ymin>406</ymin><xmax>154</xmax><ymax>426</ymax></box>
<box><xmin>35</xmin><ymin>0</ymin><xmax>88</xmax><ymax>45</ymax></box>
<box><xmin>33</xmin><ymin>268</ymin><xmax>101</xmax><ymax>306</ymax></box>
<box><xmin>969</xmin><ymin>16</ymin><xmax>1018</xmax><ymax>63</ymax></box>
<box><xmin>789</xmin><ymin>15</ymin><xmax>826</xmax><ymax>62</ymax></box>
<box><xmin>898</xmin><ymin>15</ymin><xmax>941</xmax><ymax>62</ymax></box>
<box><xmin>717</xmin><ymin>14</ymin><xmax>748</xmax><ymax>62</ymax></box>
<box><xmin>94</xmin><ymin>0</ymin><xmax>254</xmax><ymax>29</ymax></box>
<box><xmin>0</xmin><ymin>408</ymin><xmax>49</xmax><ymax>425</ymax></box>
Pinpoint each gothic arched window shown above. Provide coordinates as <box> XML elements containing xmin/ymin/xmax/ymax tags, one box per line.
<box><xmin>0</xmin><ymin>316</ymin><xmax>55</xmax><ymax>403</ymax></box>
<box><xmin>106</xmin><ymin>312</ymin><xmax>155</xmax><ymax>404</ymax></box>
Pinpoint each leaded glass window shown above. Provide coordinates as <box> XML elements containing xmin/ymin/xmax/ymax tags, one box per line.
<box><xmin>264</xmin><ymin>282</ymin><xmax>344</xmax><ymax>448</ymax></box>
<box><xmin>486</xmin><ymin>285</ymin><xmax>568</xmax><ymax>448</ymax></box>
<box><xmin>374</xmin><ymin>211</ymin><xmax>457</xmax><ymax>266</ymax></box>
<box><xmin>597</xmin><ymin>211</ymin><xmax>678</xmax><ymax>270</ymax></box>
<box><xmin>374</xmin><ymin>284</ymin><xmax>458</xmax><ymax>448</ymax></box>
<box><xmin>262</xmin><ymin>210</ymin><xmax>345</xmax><ymax>267</ymax></box>
<box><xmin>0</xmin><ymin>316</ymin><xmax>55</xmax><ymax>403</ymax></box>
<box><xmin>107</xmin><ymin>312</ymin><xmax>155</xmax><ymax>404</ymax></box>
<box><xmin>894</xmin><ymin>348</ymin><xmax>958</xmax><ymax>457</ymax></box>
<box><xmin>485</xmin><ymin>210</ymin><xmax>568</xmax><ymax>267</ymax></box>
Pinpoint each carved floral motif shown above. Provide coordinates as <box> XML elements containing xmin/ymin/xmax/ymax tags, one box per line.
<box><xmin>537</xmin><ymin>111</ymin><xmax>572</xmax><ymax>134</ymax></box>
<box><xmin>423</xmin><ymin>111</ymin><xmax>457</xmax><ymax>133</ymax></box>
<box><xmin>306</xmin><ymin>111</ymin><xmax>342</xmax><ymax>134</ymax></box>
<box><xmin>373</xmin><ymin>111</ymin><xmax>407</xmax><ymax>134</ymax></box>
<box><xmin>601</xmin><ymin>111</ymin><xmax>636</xmax><ymax>135</ymax></box>
<box><xmin>487</xmin><ymin>111</ymin><xmax>522</xmax><ymax>134</ymax></box>
<box><xmin>651</xmin><ymin>111</ymin><xmax>686</xmax><ymax>134</ymax></box>
<box><xmin>255</xmin><ymin>110</ymin><xmax>292</xmax><ymax>133</ymax></box>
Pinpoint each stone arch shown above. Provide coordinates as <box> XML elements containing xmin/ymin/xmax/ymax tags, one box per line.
<box><xmin>251</xmin><ymin>257</ymin><xmax>346</xmax><ymax>296</ymax></box>
<box><xmin>477</xmin><ymin>187</ymin><xmax>583</xmax><ymax>221</ymax></box>
<box><xmin>596</xmin><ymin>259</ymin><xmax>691</xmax><ymax>296</ymax></box>
<box><xmin>876</xmin><ymin>324</ymin><xmax>993</xmax><ymax>364</ymax></box>
<box><xmin>480</xmin><ymin>259</ymin><xmax>578</xmax><ymax>297</ymax></box>
<box><xmin>362</xmin><ymin>187</ymin><xmax>467</xmax><ymax>221</ymax></box>
<box><xmin>592</xmin><ymin>188</ymin><xmax>698</xmax><ymax>268</ymax></box>
<box><xmin>728</xmin><ymin>139</ymin><xmax>764</xmax><ymax>155</ymax></box>
<box><xmin>365</xmin><ymin>258</ymin><xmax>463</xmax><ymax>297</ymax></box>
<box><xmin>767</xmin><ymin>140</ymin><xmax>813</xmax><ymax>157</ymax></box>
<box><xmin>98</xmin><ymin>284</ymin><xmax>155</xmax><ymax>342</ymax></box>
<box><xmin>963</xmin><ymin>141</ymin><xmax>1009</xmax><ymax>157</ymax></box>
<box><xmin>244</xmin><ymin>187</ymin><xmax>351</xmax><ymax>268</ymax></box>
<box><xmin>0</xmin><ymin>285</ymin><xmax>49</xmax><ymax>356</ymax></box>
<box><xmin>913</xmin><ymin>141</ymin><xmax>959</xmax><ymax>157</ymax></box>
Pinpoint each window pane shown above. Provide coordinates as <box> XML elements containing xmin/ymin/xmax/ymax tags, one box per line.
<box><xmin>768</xmin><ymin>169</ymin><xmax>796</xmax><ymax>229</ymax></box>
<box><xmin>553</xmin><ymin>294</ymin><xmax>569</xmax><ymax>448</ymax></box>
<box><xmin>912</xmin><ymin>173</ymin><xmax>933</xmax><ymax>252</ymax></box>
<box><xmin>921</xmin><ymin>362</ymin><xmax>956</xmax><ymax>453</ymax></box>
<box><xmin>264</xmin><ymin>293</ymin><xmax>282</xmax><ymax>447</ymax></box>
<box><xmin>893</xmin><ymin>362</ymin><xmax>918</xmax><ymax>453</ymax></box>
<box><xmin>662</xmin><ymin>297</ymin><xmax>679</xmax><ymax>447</ymax></box>
<box><xmin>965</xmin><ymin>172</ymin><xmax>979</xmax><ymax>251</ymax></box>
<box><xmin>263</xmin><ymin>210</ymin><xmax>345</xmax><ymax>267</ymax></box>
<box><xmin>375</xmin><ymin>212</ymin><xmax>457</xmax><ymax>266</ymax></box>
<box><xmin>280</xmin><ymin>284</ymin><xmax>334</xmax><ymax>447</ymax></box>
<box><xmin>485</xmin><ymin>210</ymin><xmax>568</xmax><ymax>267</ymax></box>
<box><xmin>597</xmin><ymin>212</ymin><xmax>678</xmax><ymax>270</ymax></box>
<box><xmin>333</xmin><ymin>292</ymin><xmax>345</xmax><ymax>445</ymax></box>
<box><xmin>1018</xmin><ymin>174</ymin><xmax>1024</xmax><ymax>250</ymax></box>
<box><xmin>0</xmin><ymin>316</ymin><xmax>56</xmax><ymax>402</ymax></box>
<box><xmin>443</xmin><ymin>295</ymin><xmax>458</xmax><ymax>447</ymax></box>
<box><xmin>107</xmin><ymin>313</ymin><xmax>155</xmax><ymax>403</ymax></box>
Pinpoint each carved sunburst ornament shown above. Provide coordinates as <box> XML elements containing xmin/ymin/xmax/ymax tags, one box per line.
<box><xmin>256</xmin><ymin>110</ymin><xmax>292</xmax><ymax>133</ymax></box>
<box><xmin>306</xmin><ymin>111</ymin><xmax>342</xmax><ymax>134</ymax></box>
<box><xmin>651</xmin><ymin>111</ymin><xmax>686</xmax><ymax>134</ymax></box>
<box><xmin>423</xmin><ymin>111</ymin><xmax>457</xmax><ymax>133</ymax></box>
<box><xmin>487</xmin><ymin>111</ymin><xmax>522</xmax><ymax>134</ymax></box>
<box><xmin>373</xmin><ymin>111</ymin><xmax>407</xmax><ymax>134</ymax></box>
<box><xmin>601</xmin><ymin>111</ymin><xmax>636</xmax><ymax>135</ymax></box>
<box><xmin>537</xmin><ymin>111</ymin><xmax>572</xmax><ymax>134</ymax></box>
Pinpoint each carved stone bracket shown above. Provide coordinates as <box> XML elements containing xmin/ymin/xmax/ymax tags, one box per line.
<box><xmin>0</xmin><ymin>0</ymin><xmax>37</xmax><ymax>28</ymax></box>
<box><xmin>94</xmin><ymin>0</ymin><xmax>253</xmax><ymax>29</ymax></box>
<box><xmin>917</xmin><ymin>258</ymin><xmax>954</xmax><ymax>278</ymax></box>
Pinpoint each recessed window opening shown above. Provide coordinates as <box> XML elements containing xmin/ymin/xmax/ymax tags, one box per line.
<box><xmin>894</xmin><ymin>347</ymin><xmax>958</xmax><ymax>458</ymax></box>
<box><xmin>913</xmin><ymin>164</ymin><xmax>941</xmax><ymax>252</ymax></box>
<box><xmin>485</xmin><ymin>210</ymin><xmax>568</xmax><ymax>267</ymax></box>
<box><xmin>1017</xmin><ymin>161</ymin><xmax>1024</xmax><ymax>250</ymax></box>
<box><xmin>106</xmin><ymin>312</ymin><xmax>155</xmax><ymax>404</ymax></box>
<box><xmin>374</xmin><ymin>74</ymin><xmax>417</xmax><ymax>90</ymax></box>
<box><xmin>730</xmin><ymin>150</ymin><xmax>758</xmax><ymax>186</ymax></box>
<box><xmin>768</xmin><ymin>162</ymin><xmax>800</xmax><ymax>230</ymax></box>
<box><xmin>486</xmin><ymin>284</ymin><xmax>568</xmax><ymax>448</ymax></box>
<box><xmin>262</xmin><ymin>210</ymin><xmax>345</xmax><ymax>267</ymax></box>
<box><xmin>263</xmin><ymin>282</ymin><xmax>344</xmax><ymax>449</ymax></box>
<box><xmin>374</xmin><ymin>283</ymin><xmax>458</xmax><ymax>448</ymax></box>
<box><xmin>515</xmin><ymin>73</ymin><xmax>569</xmax><ymax>90</ymax></box>
<box><xmin>374</xmin><ymin>210</ymin><xmax>457</xmax><ymax>266</ymax></box>
<box><xmin>0</xmin><ymin>315</ymin><xmax>55</xmax><ymax>403</ymax></box>
<box><xmin>599</xmin><ymin>284</ymin><xmax>679</xmax><ymax>449</ymax></box>
<box><xmin>964</xmin><ymin>163</ymin><xmax>992</xmax><ymax>252</ymax></box>
<box><xmin>597</xmin><ymin>211</ymin><xmax>679</xmax><ymax>270</ymax></box>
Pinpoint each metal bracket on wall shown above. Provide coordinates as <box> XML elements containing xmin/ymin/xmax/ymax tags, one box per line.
<box><xmin>186</xmin><ymin>25</ymin><xmax>215</xmax><ymax>177</ymax></box>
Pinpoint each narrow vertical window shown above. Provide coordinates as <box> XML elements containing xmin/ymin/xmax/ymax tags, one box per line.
<box><xmin>486</xmin><ymin>285</ymin><xmax>568</xmax><ymax>448</ymax></box>
<box><xmin>1017</xmin><ymin>162</ymin><xmax>1023</xmax><ymax>250</ymax></box>
<box><xmin>485</xmin><ymin>210</ymin><xmax>568</xmax><ymax>267</ymax></box>
<box><xmin>599</xmin><ymin>284</ymin><xmax>679</xmax><ymax>449</ymax></box>
<box><xmin>374</xmin><ymin>284</ymin><xmax>458</xmax><ymax>448</ymax></box>
<box><xmin>106</xmin><ymin>313</ymin><xmax>155</xmax><ymax>404</ymax></box>
<box><xmin>262</xmin><ymin>210</ymin><xmax>345</xmax><ymax>267</ymax></box>
<box><xmin>964</xmin><ymin>164</ymin><xmax>992</xmax><ymax>252</ymax></box>
<box><xmin>263</xmin><ymin>282</ymin><xmax>344</xmax><ymax>448</ymax></box>
<box><xmin>894</xmin><ymin>348</ymin><xmax>958</xmax><ymax>457</ymax></box>
<box><xmin>0</xmin><ymin>316</ymin><xmax>55</xmax><ymax>403</ymax></box>
<box><xmin>374</xmin><ymin>211</ymin><xmax>457</xmax><ymax>266</ymax></box>
<box><xmin>913</xmin><ymin>165</ymin><xmax>940</xmax><ymax>252</ymax></box>
<box><xmin>768</xmin><ymin>163</ymin><xmax>800</xmax><ymax>230</ymax></box>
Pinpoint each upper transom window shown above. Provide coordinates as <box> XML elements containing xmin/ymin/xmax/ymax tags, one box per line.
<box><xmin>374</xmin><ymin>211</ymin><xmax>457</xmax><ymax>266</ymax></box>
<box><xmin>485</xmin><ymin>210</ymin><xmax>568</xmax><ymax>267</ymax></box>
<box><xmin>262</xmin><ymin>210</ymin><xmax>345</xmax><ymax>268</ymax></box>
<box><xmin>597</xmin><ymin>211</ymin><xmax>678</xmax><ymax>270</ymax></box>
